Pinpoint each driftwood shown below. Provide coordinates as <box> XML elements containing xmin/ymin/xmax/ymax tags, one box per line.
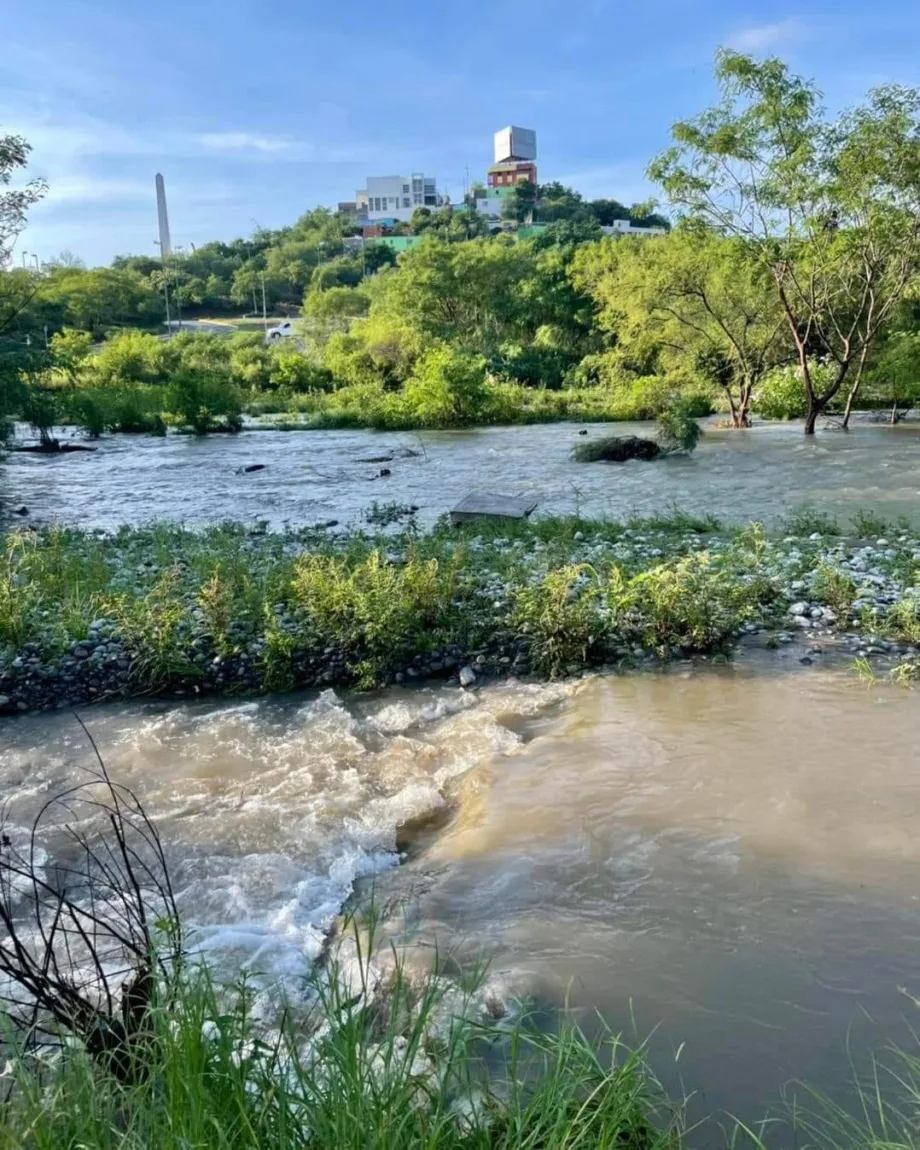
<box><xmin>13</xmin><ymin>442</ymin><xmax>97</xmax><ymax>454</ymax></box>
<box><xmin>0</xmin><ymin>717</ymin><xmax>182</xmax><ymax>1080</ymax></box>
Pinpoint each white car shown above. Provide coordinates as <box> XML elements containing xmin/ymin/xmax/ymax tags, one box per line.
<box><xmin>266</xmin><ymin>320</ymin><xmax>294</xmax><ymax>341</ymax></box>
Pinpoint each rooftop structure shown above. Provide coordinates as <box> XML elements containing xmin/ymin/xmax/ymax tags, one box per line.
<box><xmin>494</xmin><ymin>126</ymin><xmax>537</xmax><ymax>165</ymax></box>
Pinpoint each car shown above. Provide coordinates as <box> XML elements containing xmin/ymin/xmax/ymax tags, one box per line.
<box><xmin>266</xmin><ymin>321</ymin><xmax>294</xmax><ymax>341</ymax></box>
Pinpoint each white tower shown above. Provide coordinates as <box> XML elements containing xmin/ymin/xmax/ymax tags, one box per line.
<box><xmin>155</xmin><ymin>173</ymin><xmax>172</xmax><ymax>258</ymax></box>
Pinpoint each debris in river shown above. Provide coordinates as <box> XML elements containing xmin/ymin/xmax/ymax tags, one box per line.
<box><xmin>237</xmin><ymin>463</ymin><xmax>267</xmax><ymax>474</ymax></box>
<box><xmin>13</xmin><ymin>441</ymin><xmax>97</xmax><ymax>454</ymax></box>
<box><xmin>450</xmin><ymin>493</ymin><xmax>538</xmax><ymax>525</ymax></box>
<box><xmin>572</xmin><ymin>435</ymin><xmax>662</xmax><ymax>463</ymax></box>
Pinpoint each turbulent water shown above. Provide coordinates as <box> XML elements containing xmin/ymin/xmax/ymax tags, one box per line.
<box><xmin>4</xmin><ymin>655</ymin><xmax>920</xmax><ymax>1123</ymax></box>
<box><xmin>0</xmin><ymin>680</ymin><xmax>572</xmax><ymax>982</ymax></box>
<box><xmin>3</xmin><ymin>418</ymin><xmax>920</xmax><ymax>529</ymax></box>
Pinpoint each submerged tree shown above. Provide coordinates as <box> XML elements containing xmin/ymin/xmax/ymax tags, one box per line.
<box><xmin>650</xmin><ymin>51</ymin><xmax>920</xmax><ymax>433</ymax></box>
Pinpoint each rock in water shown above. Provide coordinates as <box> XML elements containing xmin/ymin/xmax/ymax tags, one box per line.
<box><xmin>459</xmin><ymin>665</ymin><xmax>477</xmax><ymax>688</ymax></box>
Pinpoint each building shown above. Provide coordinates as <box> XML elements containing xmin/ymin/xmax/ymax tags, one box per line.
<box><xmin>488</xmin><ymin>125</ymin><xmax>538</xmax><ymax>190</ymax></box>
<box><xmin>355</xmin><ymin>174</ymin><xmax>441</xmax><ymax>224</ymax></box>
<box><xmin>601</xmin><ymin>220</ymin><xmax>668</xmax><ymax>238</ymax></box>
<box><xmin>473</xmin><ymin>185</ymin><xmax>515</xmax><ymax>223</ymax></box>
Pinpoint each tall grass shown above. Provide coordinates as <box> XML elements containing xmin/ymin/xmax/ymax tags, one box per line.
<box><xmin>0</xmin><ymin>922</ymin><xmax>676</xmax><ymax>1150</ymax></box>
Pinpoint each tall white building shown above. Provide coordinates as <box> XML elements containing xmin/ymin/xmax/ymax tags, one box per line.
<box><xmin>356</xmin><ymin>174</ymin><xmax>441</xmax><ymax>223</ymax></box>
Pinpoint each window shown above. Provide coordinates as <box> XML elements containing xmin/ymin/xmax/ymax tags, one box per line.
<box><xmin>413</xmin><ymin>194</ymin><xmax>422</xmax><ymax>204</ymax></box>
<box><xmin>373</xmin><ymin>197</ymin><xmax>382</xmax><ymax>211</ymax></box>
<box><xmin>402</xmin><ymin>184</ymin><xmax>410</xmax><ymax>194</ymax></box>
<box><xmin>403</xmin><ymin>197</ymin><xmax>410</xmax><ymax>208</ymax></box>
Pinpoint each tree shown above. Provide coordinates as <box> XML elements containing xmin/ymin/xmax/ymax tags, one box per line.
<box><xmin>650</xmin><ymin>51</ymin><xmax>920</xmax><ymax>433</ymax></box>
<box><xmin>501</xmin><ymin>180</ymin><xmax>537</xmax><ymax>224</ymax></box>
<box><xmin>1</xmin><ymin>134</ymin><xmax>48</xmax><ymax>436</ymax></box>
<box><xmin>572</xmin><ymin>228</ymin><xmax>786</xmax><ymax>426</ymax></box>
<box><xmin>404</xmin><ymin>346</ymin><xmax>488</xmax><ymax>426</ymax></box>
<box><xmin>0</xmin><ymin>135</ymin><xmax>47</xmax><ymax>267</ymax></box>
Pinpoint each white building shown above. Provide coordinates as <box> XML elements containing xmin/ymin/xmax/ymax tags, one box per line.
<box><xmin>356</xmin><ymin>174</ymin><xmax>441</xmax><ymax>223</ymax></box>
<box><xmin>602</xmin><ymin>220</ymin><xmax>668</xmax><ymax>238</ymax></box>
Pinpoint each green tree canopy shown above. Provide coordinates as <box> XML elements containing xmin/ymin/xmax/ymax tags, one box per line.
<box><xmin>650</xmin><ymin>50</ymin><xmax>920</xmax><ymax>432</ymax></box>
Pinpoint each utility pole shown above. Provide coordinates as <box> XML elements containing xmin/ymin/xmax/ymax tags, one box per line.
<box><xmin>21</xmin><ymin>251</ymin><xmax>27</xmax><ymax>269</ymax></box>
<box><xmin>259</xmin><ymin>273</ymin><xmax>268</xmax><ymax>333</ymax></box>
<box><xmin>31</xmin><ymin>254</ymin><xmax>40</xmax><ymax>272</ymax></box>
<box><xmin>173</xmin><ymin>245</ymin><xmax>183</xmax><ymax>332</ymax></box>
<box><xmin>155</xmin><ymin>240</ymin><xmax>171</xmax><ymax>331</ymax></box>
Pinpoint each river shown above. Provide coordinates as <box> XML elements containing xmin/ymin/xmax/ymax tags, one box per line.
<box><xmin>3</xmin><ymin>421</ymin><xmax>920</xmax><ymax>1132</ymax></box>
<box><xmin>3</xmin><ymin>654</ymin><xmax>920</xmax><ymax>1128</ymax></box>
<box><xmin>3</xmin><ymin>417</ymin><xmax>920</xmax><ymax>529</ymax></box>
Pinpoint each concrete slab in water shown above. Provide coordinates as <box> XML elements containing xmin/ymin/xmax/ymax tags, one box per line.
<box><xmin>450</xmin><ymin>492</ymin><xmax>538</xmax><ymax>525</ymax></box>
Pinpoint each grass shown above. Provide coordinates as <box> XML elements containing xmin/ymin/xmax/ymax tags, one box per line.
<box><xmin>780</xmin><ymin>506</ymin><xmax>843</xmax><ymax>537</ymax></box>
<box><xmin>0</xmin><ymin>914</ymin><xmax>677</xmax><ymax>1150</ymax></box>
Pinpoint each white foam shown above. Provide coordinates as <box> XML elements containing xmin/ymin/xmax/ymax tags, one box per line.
<box><xmin>0</xmin><ymin>680</ymin><xmax>569</xmax><ymax>990</ymax></box>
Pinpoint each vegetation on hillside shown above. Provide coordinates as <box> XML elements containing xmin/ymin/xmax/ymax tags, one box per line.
<box><xmin>5</xmin><ymin>51</ymin><xmax>920</xmax><ymax>438</ymax></box>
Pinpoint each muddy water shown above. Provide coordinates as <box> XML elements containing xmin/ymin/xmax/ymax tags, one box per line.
<box><xmin>393</xmin><ymin>661</ymin><xmax>920</xmax><ymax>1123</ymax></box>
<box><xmin>3</xmin><ymin>657</ymin><xmax>920</xmax><ymax>1125</ymax></box>
<box><xmin>4</xmin><ymin>418</ymin><xmax>920</xmax><ymax>529</ymax></box>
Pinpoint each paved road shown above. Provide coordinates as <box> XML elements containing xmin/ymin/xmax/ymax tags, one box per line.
<box><xmin>164</xmin><ymin>320</ymin><xmax>236</xmax><ymax>334</ymax></box>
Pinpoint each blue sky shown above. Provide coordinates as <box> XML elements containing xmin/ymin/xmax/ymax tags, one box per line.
<box><xmin>6</xmin><ymin>0</ymin><xmax>920</xmax><ymax>266</ymax></box>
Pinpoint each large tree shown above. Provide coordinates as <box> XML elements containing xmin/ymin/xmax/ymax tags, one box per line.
<box><xmin>1</xmin><ymin>134</ymin><xmax>47</xmax><ymax>434</ymax></box>
<box><xmin>573</xmin><ymin>228</ymin><xmax>786</xmax><ymax>426</ymax></box>
<box><xmin>650</xmin><ymin>51</ymin><xmax>920</xmax><ymax>433</ymax></box>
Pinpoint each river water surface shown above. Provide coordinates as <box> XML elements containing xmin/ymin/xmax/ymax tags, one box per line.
<box><xmin>4</xmin><ymin>421</ymin><xmax>920</xmax><ymax>1130</ymax></box>
<box><xmin>4</xmin><ymin>418</ymin><xmax>920</xmax><ymax>529</ymax></box>
<box><xmin>3</xmin><ymin>654</ymin><xmax>920</xmax><ymax>1127</ymax></box>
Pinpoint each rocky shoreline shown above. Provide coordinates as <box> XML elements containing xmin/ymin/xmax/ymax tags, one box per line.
<box><xmin>1</xmin><ymin>517</ymin><xmax>919</xmax><ymax>718</ymax></box>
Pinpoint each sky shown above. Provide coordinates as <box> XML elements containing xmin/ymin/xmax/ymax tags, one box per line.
<box><xmin>6</xmin><ymin>0</ymin><xmax>920</xmax><ymax>267</ymax></box>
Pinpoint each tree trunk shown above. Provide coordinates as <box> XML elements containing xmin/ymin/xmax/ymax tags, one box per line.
<box><xmin>804</xmin><ymin>401</ymin><xmax>820</xmax><ymax>435</ymax></box>
<box><xmin>841</xmin><ymin>346</ymin><xmax>870</xmax><ymax>430</ymax></box>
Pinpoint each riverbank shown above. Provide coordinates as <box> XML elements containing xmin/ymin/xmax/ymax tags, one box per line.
<box><xmin>2</xmin><ymin>511</ymin><xmax>918</xmax><ymax>716</ymax></box>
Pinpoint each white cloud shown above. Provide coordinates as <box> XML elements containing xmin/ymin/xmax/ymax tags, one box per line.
<box><xmin>197</xmin><ymin>132</ymin><xmax>301</xmax><ymax>155</ymax></box>
<box><xmin>725</xmin><ymin>18</ymin><xmax>810</xmax><ymax>54</ymax></box>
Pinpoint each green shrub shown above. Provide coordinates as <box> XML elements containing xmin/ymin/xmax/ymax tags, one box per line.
<box><xmin>616</xmin><ymin>554</ymin><xmax>759</xmax><ymax>656</ymax></box>
<box><xmin>404</xmin><ymin>346</ymin><xmax>489</xmax><ymax>427</ymax></box>
<box><xmin>511</xmin><ymin>564</ymin><xmax>607</xmax><ymax>677</ymax></box>
<box><xmin>290</xmin><ymin>548</ymin><xmax>459</xmax><ymax>684</ymax></box>
<box><xmin>167</xmin><ymin>368</ymin><xmax>243</xmax><ymax>434</ymax></box>
<box><xmin>753</xmin><ymin>363</ymin><xmax>836</xmax><ymax>420</ymax></box>
<box><xmin>812</xmin><ymin>562</ymin><xmax>857</xmax><ymax>614</ymax></box>
<box><xmin>103</xmin><ymin>568</ymin><xmax>199</xmax><ymax>688</ymax></box>
<box><xmin>656</xmin><ymin>401</ymin><xmax>703</xmax><ymax>454</ymax></box>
